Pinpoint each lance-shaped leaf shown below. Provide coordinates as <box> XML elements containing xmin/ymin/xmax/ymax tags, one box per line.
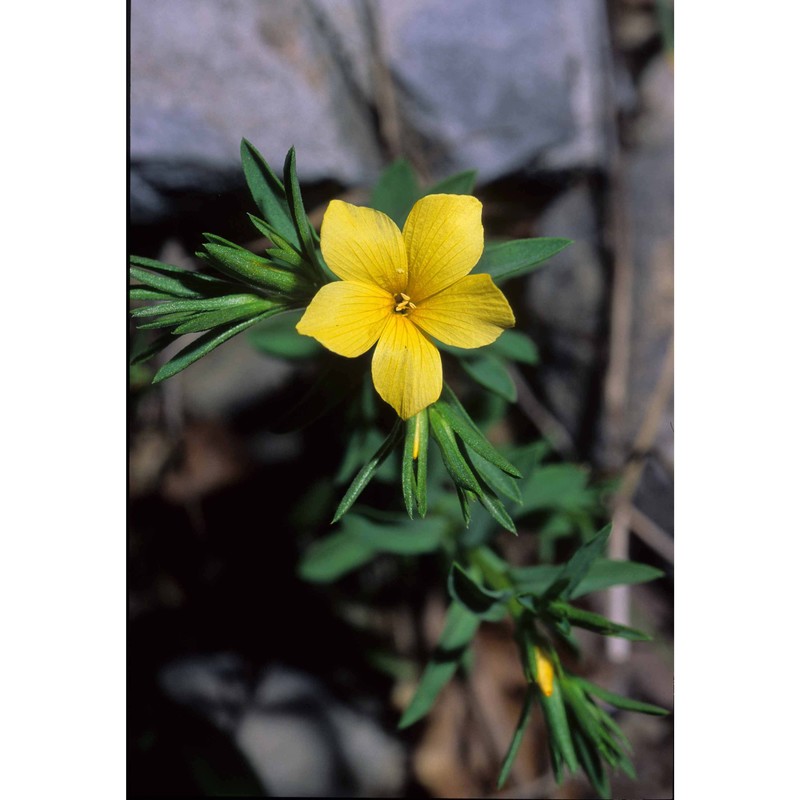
<box><xmin>129</xmin><ymin>255</ymin><xmax>232</xmax><ymax>286</ymax></box>
<box><xmin>246</xmin><ymin>213</ymin><xmax>302</xmax><ymax>256</ymax></box>
<box><xmin>542</xmin><ymin>523</ymin><xmax>612</xmax><ymax>601</ymax></box>
<box><xmin>240</xmin><ymin>138</ymin><xmax>301</xmax><ymax>250</ymax></box>
<box><xmin>485</xmin><ymin>329</ymin><xmax>540</xmax><ymax>364</ymax></box>
<box><xmin>511</xmin><ymin>558</ymin><xmax>664</xmax><ymax>598</ymax></box>
<box><xmin>496</xmin><ymin>684</ymin><xmax>536</xmax><ymax>789</ymax></box>
<box><xmin>130</xmin><ymin>294</ymin><xmax>270</xmax><ymax>318</ymax></box>
<box><xmin>283</xmin><ymin>147</ymin><xmax>323</xmax><ymax>276</ymax></box>
<box><xmin>448</xmin><ymin>563</ymin><xmax>510</xmax><ymax>620</ymax></box>
<box><xmin>298</xmin><ymin>529</ymin><xmax>378</xmax><ymax>583</ymax></box>
<box><xmin>249</xmin><ymin>309</ymin><xmax>324</xmax><ymax>360</ymax></box>
<box><xmin>475</xmin><ymin>238</ymin><xmax>572</xmax><ymax>283</ymax></box>
<box><xmin>152</xmin><ymin>307</ymin><xmax>284</xmax><ymax>383</ymax></box>
<box><xmin>200</xmin><ymin>238</ymin><xmax>309</xmax><ymax>296</ymax></box>
<box><xmin>331</xmin><ymin>420</ymin><xmax>404</xmax><ymax>523</ymax></box>
<box><xmin>413</xmin><ymin>410</ymin><xmax>429</xmax><ymax>517</ymax></box>
<box><xmin>459</xmin><ymin>352</ymin><xmax>517</xmax><ymax>402</ymax></box>
<box><xmin>398</xmin><ymin>602</ymin><xmax>481</xmax><ymax>729</ymax></box>
<box><xmin>436</xmin><ymin>390</ymin><xmax>521</xmax><ymax>477</ymax></box>
<box><xmin>428</xmin><ymin>406</ymin><xmax>482</xmax><ymax>494</ymax></box>
<box><xmin>537</xmin><ymin>599</ymin><xmax>652</xmax><ymax>641</ymax></box>
<box><xmin>425</xmin><ymin>169</ymin><xmax>477</xmax><ymax>196</ymax></box>
<box><xmin>129</xmin><ymin>265</ymin><xmax>229</xmax><ymax>300</ymax></box>
<box><xmin>573</xmin><ymin>677</ymin><xmax>670</xmax><ymax>716</ymax></box>
<box><xmin>539</xmin><ymin>679</ymin><xmax>580</xmax><ymax>778</ymax></box>
<box><xmin>370</xmin><ymin>159</ymin><xmax>421</xmax><ymax>227</ymax></box>
<box><xmin>129</xmin><ymin>331</ymin><xmax>179</xmax><ymax>366</ymax></box>
<box><xmin>169</xmin><ymin>301</ymin><xmax>273</xmax><ymax>335</ymax></box>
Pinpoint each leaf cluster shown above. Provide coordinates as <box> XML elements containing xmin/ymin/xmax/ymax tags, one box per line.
<box><xmin>129</xmin><ymin>142</ymin><xmax>327</xmax><ymax>382</ymax></box>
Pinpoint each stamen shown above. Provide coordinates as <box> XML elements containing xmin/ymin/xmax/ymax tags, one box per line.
<box><xmin>393</xmin><ymin>292</ymin><xmax>415</xmax><ymax>315</ymax></box>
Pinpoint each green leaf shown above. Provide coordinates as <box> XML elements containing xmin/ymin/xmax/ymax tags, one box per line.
<box><xmin>575</xmin><ymin>678</ymin><xmax>671</xmax><ymax>716</ymax></box>
<box><xmin>546</xmin><ymin>601</ymin><xmax>651</xmax><ymax>641</ymax></box>
<box><xmin>398</xmin><ymin>602</ymin><xmax>481</xmax><ymax>729</ymax></box>
<box><xmin>169</xmin><ymin>302</ymin><xmax>272</xmax><ymax>334</ymax></box>
<box><xmin>249</xmin><ymin>309</ymin><xmax>324</xmax><ymax>359</ymax></box>
<box><xmin>201</xmin><ymin>242</ymin><xmax>308</xmax><ymax>295</ymax></box>
<box><xmin>539</xmin><ymin>679</ymin><xmax>580</xmax><ymax>775</ymax></box>
<box><xmin>475</xmin><ymin>238</ymin><xmax>572</xmax><ymax>283</ymax></box>
<box><xmin>283</xmin><ymin>147</ymin><xmax>322</xmax><ymax>275</ymax></box>
<box><xmin>129</xmin><ymin>256</ymin><xmax>231</xmax><ymax>285</ymax></box>
<box><xmin>152</xmin><ymin>308</ymin><xmax>283</xmax><ymax>383</ymax></box>
<box><xmin>331</xmin><ymin>420</ymin><xmax>404</xmax><ymax>523</ymax></box>
<box><xmin>130</xmin><ymin>294</ymin><xmax>271</xmax><ymax>318</ymax></box>
<box><xmin>428</xmin><ymin>407</ymin><xmax>482</xmax><ymax>494</ymax></box>
<box><xmin>246</xmin><ymin>213</ymin><xmax>303</xmax><ymax>256</ymax></box>
<box><xmin>459</xmin><ymin>353</ymin><xmax>517</xmax><ymax>402</ymax></box>
<box><xmin>425</xmin><ymin>169</ymin><xmax>477</xmax><ymax>196</ymax></box>
<box><xmin>515</xmin><ymin>463</ymin><xmax>593</xmax><ymax>516</ymax></box>
<box><xmin>370</xmin><ymin>159</ymin><xmax>421</xmax><ymax>227</ymax></box>
<box><xmin>240</xmin><ymin>139</ymin><xmax>301</xmax><ymax>250</ymax></box>
<box><xmin>402</xmin><ymin>418</ymin><xmax>417</xmax><ymax>519</ymax></box>
<box><xmin>485</xmin><ymin>329</ymin><xmax>540</xmax><ymax>365</ymax></box>
<box><xmin>448</xmin><ymin>563</ymin><xmax>510</xmax><ymax>619</ymax></box>
<box><xmin>475</xmin><ymin>484</ymin><xmax>517</xmax><ymax>535</ymax></box>
<box><xmin>543</xmin><ymin>524</ymin><xmax>612</xmax><ymax>601</ymax></box>
<box><xmin>298</xmin><ymin>530</ymin><xmax>378</xmax><ymax>583</ymax></box>
<box><xmin>436</xmin><ymin>391</ymin><xmax>522</xmax><ymax>477</ymax></box>
<box><xmin>511</xmin><ymin>558</ymin><xmax>664</xmax><ymax>598</ymax></box>
<box><xmin>467</xmin><ymin>448</ymin><xmax>522</xmax><ymax>505</ymax></box>
<box><xmin>572</xmin><ymin>727</ymin><xmax>610</xmax><ymax>799</ymax></box>
<box><xmin>129</xmin><ymin>331</ymin><xmax>179</xmax><ymax>366</ymax></box>
<box><xmin>496</xmin><ymin>684</ymin><xmax>536</xmax><ymax>789</ymax></box>
<box><xmin>346</xmin><ymin>514</ymin><xmax>446</xmax><ymax>555</ymax></box>
<box><xmin>129</xmin><ymin>266</ymin><xmax>220</xmax><ymax>300</ymax></box>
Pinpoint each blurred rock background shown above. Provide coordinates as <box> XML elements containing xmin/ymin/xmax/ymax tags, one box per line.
<box><xmin>129</xmin><ymin>0</ymin><xmax>673</xmax><ymax>796</ymax></box>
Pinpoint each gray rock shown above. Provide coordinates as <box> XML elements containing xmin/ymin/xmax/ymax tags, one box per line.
<box><xmin>130</xmin><ymin>0</ymin><xmax>616</xmax><ymax>224</ymax></box>
<box><xmin>130</xmin><ymin>0</ymin><xmax>383</xmax><ymax>224</ymax></box>
<box><xmin>159</xmin><ymin>654</ymin><xmax>407</xmax><ymax>797</ymax></box>
<box><xmin>525</xmin><ymin>180</ymin><xmax>606</xmax><ymax>443</ymax></box>
<box><xmin>379</xmin><ymin>0</ymin><xmax>613</xmax><ymax>180</ymax></box>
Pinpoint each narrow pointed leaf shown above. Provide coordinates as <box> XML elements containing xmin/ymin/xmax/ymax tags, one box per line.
<box><xmin>284</xmin><ymin>147</ymin><xmax>321</xmax><ymax>273</ymax></box>
<box><xmin>475</xmin><ymin>238</ymin><xmax>573</xmax><ymax>283</ymax></box>
<box><xmin>246</xmin><ymin>213</ymin><xmax>302</xmax><ymax>255</ymax></box>
<box><xmin>240</xmin><ymin>138</ymin><xmax>301</xmax><ymax>249</ymax></box>
<box><xmin>170</xmin><ymin>302</ymin><xmax>271</xmax><ymax>334</ymax></box>
<box><xmin>152</xmin><ymin>308</ymin><xmax>283</xmax><ymax>383</ymax></box>
<box><xmin>448</xmin><ymin>563</ymin><xmax>510</xmax><ymax>618</ymax></box>
<box><xmin>434</xmin><ymin>394</ymin><xmax>521</xmax><ymax>477</ymax></box>
<box><xmin>429</xmin><ymin>408</ymin><xmax>482</xmax><ymax>494</ymax></box>
<box><xmin>497</xmin><ymin>684</ymin><xmax>536</xmax><ymax>789</ymax></box>
<box><xmin>425</xmin><ymin>169</ymin><xmax>477</xmax><ymax>196</ymax></box>
<box><xmin>332</xmin><ymin>420</ymin><xmax>404</xmax><ymax>524</ymax></box>
<box><xmin>486</xmin><ymin>329</ymin><xmax>540</xmax><ymax>364</ymax></box>
<box><xmin>398</xmin><ymin>602</ymin><xmax>480</xmax><ymax>729</ymax></box>
<box><xmin>402</xmin><ymin>418</ymin><xmax>417</xmax><ymax>519</ymax></box>
<box><xmin>298</xmin><ymin>530</ymin><xmax>377</xmax><ymax>583</ymax></box>
<box><xmin>370</xmin><ymin>159</ymin><xmax>420</xmax><ymax>227</ymax></box>
<box><xmin>540</xmin><ymin>680</ymin><xmax>580</xmax><ymax>775</ymax></box>
<box><xmin>543</xmin><ymin>524</ymin><xmax>612</xmax><ymax>600</ymax></box>
<box><xmin>575</xmin><ymin>678</ymin><xmax>670</xmax><ymax>716</ymax></box>
<box><xmin>202</xmin><ymin>242</ymin><xmax>308</xmax><ymax>295</ymax></box>
<box><xmin>129</xmin><ymin>331</ymin><xmax>179</xmax><ymax>366</ymax></box>
<box><xmin>549</xmin><ymin>601</ymin><xmax>651</xmax><ymax>641</ymax></box>
<box><xmin>130</xmin><ymin>294</ymin><xmax>269</xmax><ymax>318</ymax></box>
<box><xmin>129</xmin><ymin>256</ymin><xmax>231</xmax><ymax>285</ymax></box>
<box><xmin>460</xmin><ymin>353</ymin><xmax>517</xmax><ymax>402</ymax></box>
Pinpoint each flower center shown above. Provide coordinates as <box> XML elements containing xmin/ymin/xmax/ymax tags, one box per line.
<box><xmin>393</xmin><ymin>292</ymin><xmax>416</xmax><ymax>315</ymax></box>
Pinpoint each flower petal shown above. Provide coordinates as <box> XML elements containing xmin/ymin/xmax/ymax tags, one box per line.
<box><xmin>403</xmin><ymin>194</ymin><xmax>484</xmax><ymax>301</ymax></box>
<box><xmin>296</xmin><ymin>280</ymin><xmax>392</xmax><ymax>357</ymax></box>
<box><xmin>411</xmin><ymin>274</ymin><xmax>515</xmax><ymax>348</ymax></box>
<box><xmin>372</xmin><ymin>314</ymin><xmax>442</xmax><ymax>419</ymax></box>
<box><xmin>321</xmin><ymin>200</ymin><xmax>408</xmax><ymax>294</ymax></box>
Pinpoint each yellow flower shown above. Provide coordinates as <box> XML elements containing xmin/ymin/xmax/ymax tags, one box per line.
<box><xmin>296</xmin><ymin>194</ymin><xmax>515</xmax><ymax>419</ymax></box>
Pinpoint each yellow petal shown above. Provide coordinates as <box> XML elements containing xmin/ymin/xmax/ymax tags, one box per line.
<box><xmin>296</xmin><ymin>280</ymin><xmax>392</xmax><ymax>357</ymax></box>
<box><xmin>403</xmin><ymin>194</ymin><xmax>484</xmax><ymax>301</ymax></box>
<box><xmin>372</xmin><ymin>314</ymin><xmax>442</xmax><ymax>419</ymax></box>
<box><xmin>411</xmin><ymin>274</ymin><xmax>515</xmax><ymax>348</ymax></box>
<box><xmin>321</xmin><ymin>200</ymin><xmax>408</xmax><ymax>294</ymax></box>
<box><xmin>533</xmin><ymin>647</ymin><xmax>555</xmax><ymax>697</ymax></box>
